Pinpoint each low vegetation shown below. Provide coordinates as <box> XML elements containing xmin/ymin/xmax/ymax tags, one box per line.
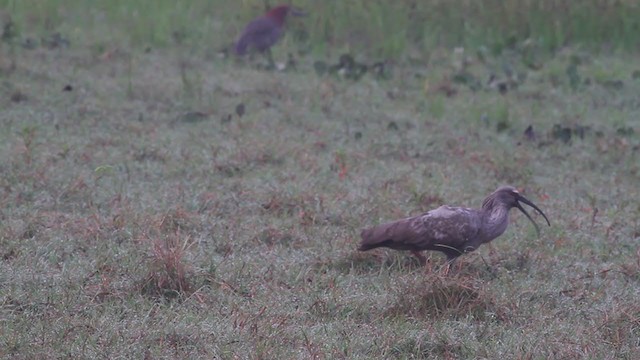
<box><xmin>1</xmin><ymin>1</ymin><xmax>639</xmax><ymax>358</ymax></box>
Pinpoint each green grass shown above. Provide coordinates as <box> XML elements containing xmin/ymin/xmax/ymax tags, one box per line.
<box><xmin>1</xmin><ymin>0</ymin><xmax>639</xmax><ymax>57</ymax></box>
<box><xmin>1</xmin><ymin>1</ymin><xmax>640</xmax><ymax>359</ymax></box>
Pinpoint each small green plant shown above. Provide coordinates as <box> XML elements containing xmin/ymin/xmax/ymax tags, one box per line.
<box><xmin>427</xmin><ymin>96</ymin><xmax>446</xmax><ymax>120</ymax></box>
<box><xmin>178</xmin><ymin>59</ymin><xmax>204</xmax><ymax>103</ymax></box>
<box><xmin>494</xmin><ymin>101</ymin><xmax>510</xmax><ymax>132</ymax></box>
<box><xmin>17</xmin><ymin>125</ymin><xmax>37</xmax><ymax>165</ymax></box>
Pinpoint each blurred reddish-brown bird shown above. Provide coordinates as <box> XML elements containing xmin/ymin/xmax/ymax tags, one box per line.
<box><xmin>235</xmin><ymin>4</ymin><xmax>305</xmax><ymax>65</ymax></box>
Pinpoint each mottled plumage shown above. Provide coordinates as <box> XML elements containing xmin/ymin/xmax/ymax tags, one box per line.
<box><xmin>359</xmin><ymin>186</ymin><xmax>550</xmax><ymax>265</ymax></box>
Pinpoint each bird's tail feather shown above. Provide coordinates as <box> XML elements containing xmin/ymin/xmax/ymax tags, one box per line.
<box><xmin>235</xmin><ymin>37</ymin><xmax>249</xmax><ymax>56</ymax></box>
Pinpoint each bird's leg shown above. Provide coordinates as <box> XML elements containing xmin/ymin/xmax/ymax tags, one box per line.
<box><xmin>265</xmin><ymin>49</ymin><xmax>275</xmax><ymax>70</ymax></box>
<box><xmin>411</xmin><ymin>251</ymin><xmax>427</xmax><ymax>266</ymax></box>
<box><xmin>442</xmin><ymin>256</ymin><xmax>459</xmax><ymax>276</ymax></box>
<box><xmin>442</xmin><ymin>263</ymin><xmax>451</xmax><ymax>276</ymax></box>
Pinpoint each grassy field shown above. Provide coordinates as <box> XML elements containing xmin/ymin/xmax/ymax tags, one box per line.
<box><xmin>1</xmin><ymin>1</ymin><xmax>640</xmax><ymax>359</ymax></box>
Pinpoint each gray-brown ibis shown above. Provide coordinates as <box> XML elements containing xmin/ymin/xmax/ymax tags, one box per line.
<box><xmin>235</xmin><ymin>5</ymin><xmax>305</xmax><ymax>67</ymax></box>
<box><xmin>358</xmin><ymin>186</ymin><xmax>550</xmax><ymax>265</ymax></box>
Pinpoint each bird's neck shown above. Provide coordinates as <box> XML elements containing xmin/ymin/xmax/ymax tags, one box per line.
<box><xmin>266</xmin><ymin>7</ymin><xmax>288</xmax><ymax>26</ymax></box>
<box><xmin>480</xmin><ymin>204</ymin><xmax>510</xmax><ymax>242</ymax></box>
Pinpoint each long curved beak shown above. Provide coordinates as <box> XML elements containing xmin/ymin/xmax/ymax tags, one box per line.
<box><xmin>515</xmin><ymin>194</ymin><xmax>551</xmax><ymax>236</ymax></box>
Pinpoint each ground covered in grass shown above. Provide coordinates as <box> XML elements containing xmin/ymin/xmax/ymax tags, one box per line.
<box><xmin>1</xmin><ymin>3</ymin><xmax>640</xmax><ymax>359</ymax></box>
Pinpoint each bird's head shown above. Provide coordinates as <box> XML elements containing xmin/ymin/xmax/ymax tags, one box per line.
<box><xmin>484</xmin><ymin>186</ymin><xmax>551</xmax><ymax>235</ymax></box>
<box><xmin>265</xmin><ymin>5</ymin><xmax>306</xmax><ymax>26</ymax></box>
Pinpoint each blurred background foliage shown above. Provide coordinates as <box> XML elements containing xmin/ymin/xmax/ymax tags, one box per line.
<box><xmin>1</xmin><ymin>0</ymin><xmax>638</xmax><ymax>59</ymax></box>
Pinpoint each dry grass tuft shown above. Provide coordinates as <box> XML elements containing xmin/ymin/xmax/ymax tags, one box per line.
<box><xmin>254</xmin><ymin>227</ymin><xmax>295</xmax><ymax>247</ymax></box>
<box><xmin>159</xmin><ymin>206</ymin><xmax>201</xmax><ymax>235</ymax></box>
<box><xmin>141</xmin><ymin>232</ymin><xmax>195</xmax><ymax>299</ymax></box>
<box><xmin>390</xmin><ymin>336</ymin><xmax>465</xmax><ymax>359</ymax></box>
<box><xmin>598</xmin><ymin>305</ymin><xmax>640</xmax><ymax>349</ymax></box>
<box><xmin>387</xmin><ymin>275</ymin><xmax>501</xmax><ymax>321</ymax></box>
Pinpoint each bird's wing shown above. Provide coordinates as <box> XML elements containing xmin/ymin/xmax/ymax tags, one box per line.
<box><xmin>235</xmin><ymin>17</ymin><xmax>282</xmax><ymax>54</ymax></box>
<box><xmin>360</xmin><ymin>206</ymin><xmax>481</xmax><ymax>252</ymax></box>
<box><xmin>240</xmin><ymin>17</ymin><xmax>279</xmax><ymax>37</ymax></box>
<box><xmin>412</xmin><ymin>206</ymin><xmax>482</xmax><ymax>250</ymax></box>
